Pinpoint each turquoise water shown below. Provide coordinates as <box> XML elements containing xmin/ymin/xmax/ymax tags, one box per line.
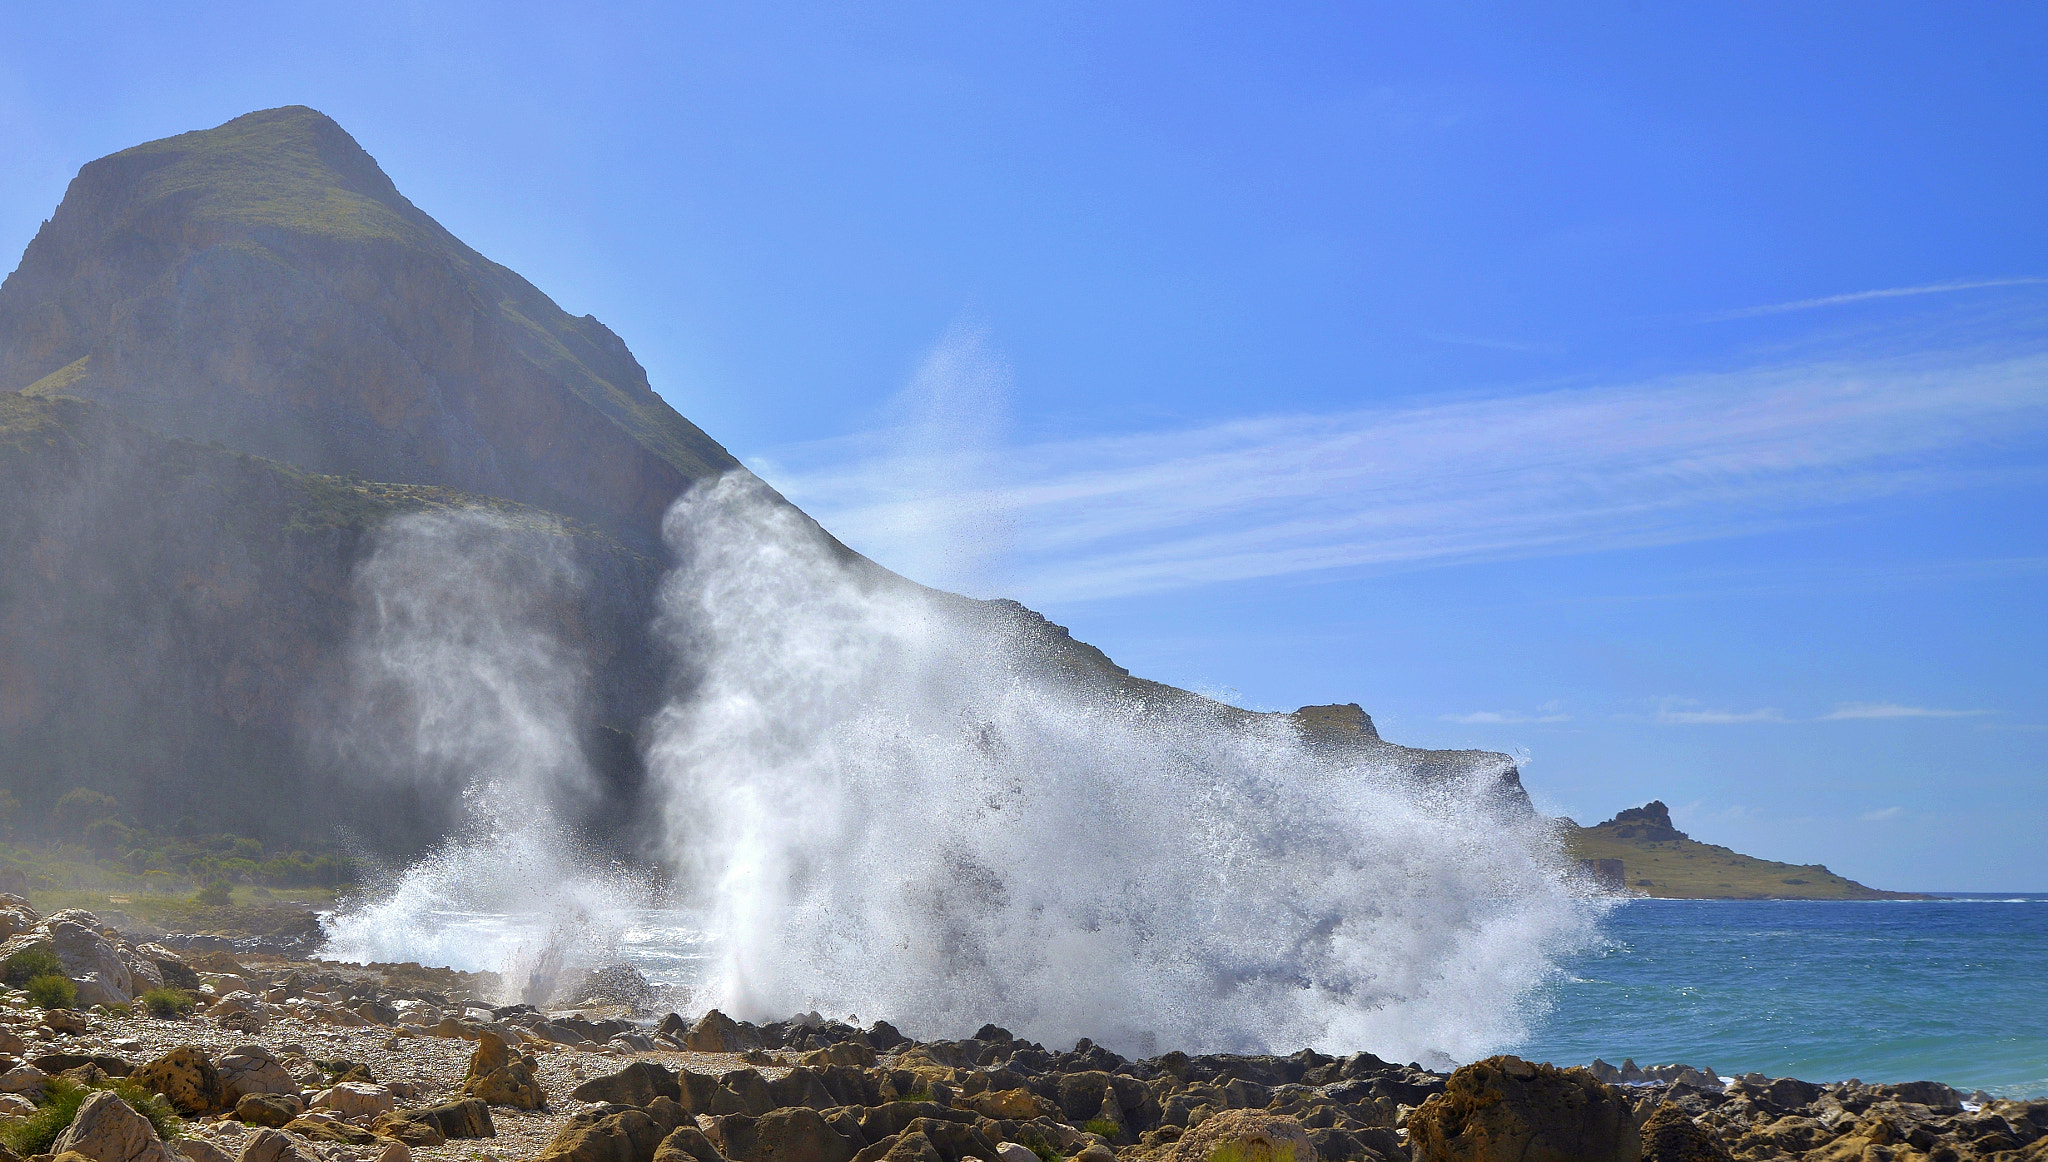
<box><xmin>1512</xmin><ymin>896</ymin><xmax>2048</xmax><ymax>1098</ymax></box>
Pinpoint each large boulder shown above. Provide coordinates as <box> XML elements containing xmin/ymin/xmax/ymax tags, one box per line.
<box><xmin>539</xmin><ymin>1108</ymin><xmax>667</xmax><ymax>1162</ymax></box>
<box><xmin>571</xmin><ymin>1061</ymin><xmax>682</xmax><ymax>1107</ymax></box>
<box><xmin>51</xmin><ymin>1090</ymin><xmax>175</xmax><ymax>1162</ymax></box>
<box><xmin>133</xmin><ymin>1046</ymin><xmax>226</xmax><ymax>1115</ymax></box>
<box><xmin>1407</xmin><ymin>1056</ymin><xmax>1640</xmax><ymax>1162</ymax></box>
<box><xmin>46</xmin><ymin>916</ymin><xmax>135</xmax><ymax>1007</ymax></box>
<box><xmin>233</xmin><ymin>1093</ymin><xmax>302</xmax><ymax>1128</ymax></box>
<box><xmin>217</xmin><ymin>1045</ymin><xmax>297</xmax><ymax>1103</ymax></box>
<box><xmin>462</xmin><ymin>1031</ymin><xmax>544</xmax><ymax>1109</ymax></box>
<box><xmin>1162</xmin><ymin>1110</ymin><xmax>1312</xmax><ymax>1162</ymax></box>
<box><xmin>707</xmin><ymin>1108</ymin><xmax>860</xmax><ymax>1162</ymax></box>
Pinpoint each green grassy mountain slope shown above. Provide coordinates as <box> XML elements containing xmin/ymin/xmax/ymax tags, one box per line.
<box><xmin>0</xmin><ymin>106</ymin><xmax>737</xmax><ymax>548</ymax></box>
<box><xmin>1566</xmin><ymin>801</ymin><xmax>1926</xmax><ymax>900</ymax></box>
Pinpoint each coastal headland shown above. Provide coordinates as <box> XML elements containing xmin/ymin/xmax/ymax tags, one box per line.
<box><xmin>1565</xmin><ymin>802</ymin><xmax>1928</xmax><ymax>901</ymax></box>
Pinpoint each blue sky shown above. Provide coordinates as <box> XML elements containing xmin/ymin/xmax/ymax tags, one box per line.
<box><xmin>4</xmin><ymin>3</ymin><xmax>2045</xmax><ymax>889</ymax></box>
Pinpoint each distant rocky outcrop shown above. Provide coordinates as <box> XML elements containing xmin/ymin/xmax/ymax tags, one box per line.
<box><xmin>1566</xmin><ymin>802</ymin><xmax>1925</xmax><ymax>900</ymax></box>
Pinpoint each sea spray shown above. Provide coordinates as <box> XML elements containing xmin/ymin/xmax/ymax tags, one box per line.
<box><xmin>318</xmin><ymin>511</ymin><xmax>655</xmax><ymax>1000</ymax></box>
<box><xmin>648</xmin><ymin>473</ymin><xmax>1606</xmax><ymax>1064</ymax></box>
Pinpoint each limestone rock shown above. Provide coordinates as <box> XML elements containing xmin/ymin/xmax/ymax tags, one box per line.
<box><xmin>170</xmin><ymin>1138</ymin><xmax>236</xmax><ymax>1162</ymax></box>
<box><xmin>52</xmin><ymin>1089</ymin><xmax>175</xmax><ymax>1162</ymax></box>
<box><xmin>463</xmin><ymin>1031</ymin><xmax>545</xmax><ymax>1109</ymax></box>
<box><xmin>133</xmin><ymin>1045</ymin><xmax>226</xmax><ymax>1115</ymax></box>
<box><xmin>571</xmin><ymin>1061</ymin><xmax>682</xmax><ymax>1107</ymax></box>
<box><xmin>540</xmin><ymin>1108</ymin><xmax>666</xmax><ymax>1162</ymax></box>
<box><xmin>712</xmin><ymin>1107</ymin><xmax>859</xmax><ymax>1162</ymax></box>
<box><xmin>686</xmin><ymin>1010</ymin><xmax>761</xmax><ymax>1053</ymax></box>
<box><xmin>401</xmin><ymin>1097</ymin><xmax>495</xmax><ymax>1140</ymax></box>
<box><xmin>968</xmin><ymin>1090</ymin><xmax>1054</xmax><ymax>1121</ymax></box>
<box><xmin>1407</xmin><ymin>1056</ymin><xmax>1639</xmax><ymax>1162</ymax></box>
<box><xmin>233</xmin><ymin>1092</ymin><xmax>303</xmax><ymax>1128</ymax></box>
<box><xmin>311</xmin><ymin>1082</ymin><xmax>396</xmax><ymax>1119</ymax></box>
<box><xmin>285</xmin><ymin>1117</ymin><xmax>380</xmax><ymax>1146</ymax></box>
<box><xmin>1639</xmin><ymin>1103</ymin><xmax>1730</xmax><ymax>1162</ymax></box>
<box><xmin>47</xmin><ymin>918</ymin><xmax>135</xmax><ymax>1007</ymax></box>
<box><xmin>1161</xmin><ymin>1109</ymin><xmax>1311</xmax><ymax>1162</ymax></box>
<box><xmin>217</xmin><ymin>1045</ymin><xmax>297</xmax><ymax>1103</ymax></box>
<box><xmin>369</xmin><ymin>1111</ymin><xmax>447</xmax><ymax>1149</ymax></box>
<box><xmin>653</xmin><ymin>1127</ymin><xmax>727</xmax><ymax>1162</ymax></box>
<box><xmin>234</xmin><ymin>1127</ymin><xmax>319</xmax><ymax>1162</ymax></box>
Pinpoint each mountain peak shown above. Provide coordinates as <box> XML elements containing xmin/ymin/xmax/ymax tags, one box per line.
<box><xmin>0</xmin><ymin>107</ymin><xmax>737</xmax><ymax>546</ymax></box>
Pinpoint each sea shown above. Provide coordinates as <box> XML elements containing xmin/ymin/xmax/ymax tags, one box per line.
<box><xmin>1507</xmin><ymin>896</ymin><xmax>2048</xmax><ymax>1099</ymax></box>
<box><xmin>333</xmin><ymin>894</ymin><xmax>2048</xmax><ymax>1099</ymax></box>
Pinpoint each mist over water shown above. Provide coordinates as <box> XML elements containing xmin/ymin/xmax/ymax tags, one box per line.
<box><xmin>647</xmin><ymin>474</ymin><xmax>1604</xmax><ymax>1065</ymax></box>
<box><xmin>319</xmin><ymin>511</ymin><xmax>657</xmax><ymax>1002</ymax></box>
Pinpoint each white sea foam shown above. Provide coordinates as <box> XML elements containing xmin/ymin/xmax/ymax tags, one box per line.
<box><xmin>645</xmin><ymin>473</ymin><xmax>1607</xmax><ymax>1065</ymax></box>
<box><xmin>317</xmin><ymin>511</ymin><xmax>655</xmax><ymax>1001</ymax></box>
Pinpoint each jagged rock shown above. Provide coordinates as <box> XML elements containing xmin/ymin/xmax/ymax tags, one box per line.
<box><xmin>133</xmin><ymin>1045</ymin><xmax>226</xmax><ymax>1115</ymax></box>
<box><xmin>1639</xmin><ymin>1103</ymin><xmax>1731</xmax><ymax>1162</ymax></box>
<box><xmin>52</xmin><ymin>1089</ymin><xmax>175</xmax><ymax>1162</ymax></box>
<box><xmin>687</xmin><ymin>1010</ymin><xmax>761</xmax><ymax>1053</ymax></box>
<box><xmin>801</xmin><ymin>1043</ymin><xmax>877</xmax><ymax>1069</ymax></box>
<box><xmin>463</xmin><ymin>1031</ymin><xmax>544</xmax><ymax>1109</ymax></box>
<box><xmin>233</xmin><ymin>1092</ymin><xmax>303</xmax><ymax>1128</ymax></box>
<box><xmin>994</xmin><ymin>1144</ymin><xmax>1036</xmax><ymax>1162</ymax></box>
<box><xmin>1407</xmin><ymin>1056</ymin><xmax>1640</xmax><ymax>1162</ymax></box>
<box><xmin>653</xmin><ymin>1126</ymin><xmax>726</xmax><ymax>1162</ymax></box>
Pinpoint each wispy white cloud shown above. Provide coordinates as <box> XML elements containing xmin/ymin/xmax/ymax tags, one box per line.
<box><xmin>1441</xmin><ymin>701</ymin><xmax>1570</xmax><ymax>724</ymax></box>
<box><xmin>1708</xmin><ymin>278</ymin><xmax>2048</xmax><ymax>321</ymax></box>
<box><xmin>1823</xmin><ymin>702</ymin><xmax>1991</xmax><ymax>720</ymax></box>
<box><xmin>752</xmin><ymin>345</ymin><xmax>2048</xmax><ymax>604</ymax></box>
<box><xmin>1653</xmin><ymin>705</ymin><xmax>1788</xmax><ymax>725</ymax></box>
<box><xmin>1860</xmin><ymin>806</ymin><xmax>1906</xmax><ymax>822</ymax></box>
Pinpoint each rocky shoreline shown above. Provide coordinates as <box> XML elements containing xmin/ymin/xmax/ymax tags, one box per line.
<box><xmin>0</xmin><ymin>900</ymin><xmax>2038</xmax><ymax>1162</ymax></box>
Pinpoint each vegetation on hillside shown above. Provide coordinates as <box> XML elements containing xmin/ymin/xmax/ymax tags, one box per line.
<box><xmin>1565</xmin><ymin>801</ymin><xmax>1924</xmax><ymax>900</ymax></box>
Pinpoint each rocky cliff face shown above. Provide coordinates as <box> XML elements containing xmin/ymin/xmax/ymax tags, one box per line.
<box><xmin>0</xmin><ymin>106</ymin><xmax>735</xmax><ymax>550</ymax></box>
<box><xmin>0</xmin><ymin>392</ymin><xmax>661</xmax><ymax>849</ymax></box>
<box><xmin>0</xmin><ymin>108</ymin><xmax>1529</xmax><ymax>853</ymax></box>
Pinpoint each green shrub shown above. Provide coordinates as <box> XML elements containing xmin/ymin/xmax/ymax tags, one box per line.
<box><xmin>112</xmin><ymin>1081</ymin><xmax>181</xmax><ymax>1141</ymax></box>
<box><xmin>1082</xmin><ymin>1119</ymin><xmax>1120</xmax><ymax>1140</ymax></box>
<box><xmin>28</xmin><ymin>973</ymin><xmax>76</xmax><ymax>1010</ymax></box>
<box><xmin>193</xmin><ymin>880</ymin><xmax>232</xmax><ymax>906</ymax></box>
<box><xmin>2</xmin><ymin>1077</ymin><xmax>90</xmax><ymax>1155</ymax></box>
<box><xmin>1</xmin><ymin>1078</ymin><xmax>183</xmax><ymax>1154</ymax></box>
<box><xmin>140</xmin><ymin>988</ymin><xmax>195</xmax><ymax>1018</ymax></box>
<box><xmin>2</xmin><ymin>946</ymin><xmax>63</xmax><ymax>987</ymax></box>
